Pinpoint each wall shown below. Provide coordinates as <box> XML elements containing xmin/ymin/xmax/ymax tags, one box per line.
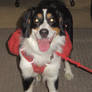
<box><xmin>0</xmin><ymin>0</ymin><xmax>92</xmax><ymax>28</ymax></box>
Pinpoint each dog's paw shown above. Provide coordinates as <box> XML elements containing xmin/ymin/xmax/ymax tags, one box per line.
<box><xmin>64</xmin><ymin>71</ymin><xmax>74</xmax><ymax>80</ymax></box>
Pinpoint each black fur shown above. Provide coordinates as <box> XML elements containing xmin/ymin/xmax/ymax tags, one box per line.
<box><xmin>19</xmin><ymin>8</ymin><xmax>36</xmax><ymax>37</ymax></box>
<box><xmin>54</xmin><ymin>78</ymin><xmax>59</xmax><ymax>90</ymax></box>
<box><xmin>46</xmin><ymin>78</ymin><xmax>59</xmax><ymax>92</ymax></box>
<box><xmin>22</xmin><ymin>77</ymin><xmax>34</xmax><ymax>91</ymax></box>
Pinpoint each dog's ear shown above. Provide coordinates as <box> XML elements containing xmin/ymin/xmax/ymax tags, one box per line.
<box><xmin>58</xmin><ymin>6</ymin><xmax>73</xmax><ymax>43</ymax></box>
<box><xmin>57</xmin><ymin>10</ymin><xmax>65</xmax><ymax>36</ymax></box>
<box><xmin>62</xmin><ymin>7</ymin><xmax>73</xmax><ymax>43</ymax></box>
<box><xmin>62</xmin><ymin>7</ymin><xmax>73</xmax><ymax>31</ymax></box>
<box><xmin>20</xmin><ymin>8</ymin><xmax>36</xmax><ymax>37</ymax></box>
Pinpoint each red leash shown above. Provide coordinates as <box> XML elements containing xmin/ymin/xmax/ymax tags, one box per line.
<box><xmin>56</xmin><ymin>52</ymin><xmax>92</xmax><ymax>73</ymax></box>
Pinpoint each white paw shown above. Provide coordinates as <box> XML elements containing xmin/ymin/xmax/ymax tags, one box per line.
<box><xmin>64</xmin><ymin>71</ymin><xmax>74</xmax><ymax>80</ymax></box>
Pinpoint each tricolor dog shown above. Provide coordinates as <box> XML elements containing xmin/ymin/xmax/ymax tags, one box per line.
<box><xmin>19</xmin><ymin>0</ymin><xmax>74</xmax><ymax>92</ymax></box>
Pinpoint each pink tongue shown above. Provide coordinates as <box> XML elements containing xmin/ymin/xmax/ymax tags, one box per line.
<box><xmin>38</xmin><ymin>39</ymin><xmax>50</xmax><ymax>52</ymax></box>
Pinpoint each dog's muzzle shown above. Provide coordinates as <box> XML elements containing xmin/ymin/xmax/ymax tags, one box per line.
<box><xmin>39</xmin><ymin>29</ymin><xmax>49</xmax><ymax>38</ymax></box>
<box><xmin>36</xmin><ymin>29</ymin><xmax>50</xmax><ymax>52</ymax></box>
<box><xmin>36</xmin><ymin>29</ymin><xmax>54</xmax><ymax>52</ymax></box>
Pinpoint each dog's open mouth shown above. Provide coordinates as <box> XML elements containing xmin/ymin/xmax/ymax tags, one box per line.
<box><xmin>35</xmin><ymin>32</ymin><xmax>56</xmax><ymax>52</ymax></box>
<box><xmin>37</xmin><ymin>38</ymin><xmax>51</xmax><ymax>52</ymax></box>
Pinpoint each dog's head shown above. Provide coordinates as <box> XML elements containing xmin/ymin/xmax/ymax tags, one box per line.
<box><xmin>20</xmin><ymin>6</ymin><xmax>71</xmax><ymax>52</ymax></box>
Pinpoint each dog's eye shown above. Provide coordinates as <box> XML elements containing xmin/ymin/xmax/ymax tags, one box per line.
<box><xmin>49</xmin><ymin>18</ymin><xmax>54</xmax><ymax>22</ymax></box>
<box><xmin>34</xmin><ymin>18</ymin><xmax>39</xmax><ymax>23</ymax></box>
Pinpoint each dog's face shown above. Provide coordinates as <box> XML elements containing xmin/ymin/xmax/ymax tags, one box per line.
<box><xmin>21</xmin><ymin>7</ymin><xmax>65</xmax><ymax>52</ymax></box>
<box><xmin>32</xmin><ymin>8</ymin><xmax>62</xmax><ymax>36</ymax></box>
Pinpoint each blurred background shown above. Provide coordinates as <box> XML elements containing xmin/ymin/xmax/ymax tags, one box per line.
<box><xmin>0</xmin><ymin>0</ymin><xmax>92</xmax><ymax>29</ymax></box>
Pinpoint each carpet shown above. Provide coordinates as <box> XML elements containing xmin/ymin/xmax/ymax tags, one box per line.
<box><xmin>0</xmin><ymin>28</ymin><xmax>92</xmax><ymax>92</ymax></box>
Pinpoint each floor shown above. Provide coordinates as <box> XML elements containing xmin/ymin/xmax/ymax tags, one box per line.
<box><xmin>0</xmin><ymin>28</ymin><xmax>92</xmax><ymax>92</ymax></box>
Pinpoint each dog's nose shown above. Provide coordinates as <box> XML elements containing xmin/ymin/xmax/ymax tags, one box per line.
<box><xmin>39</xmin><ymin>29</ymin><xmax>49</xmax><ymax>38</ymax></box>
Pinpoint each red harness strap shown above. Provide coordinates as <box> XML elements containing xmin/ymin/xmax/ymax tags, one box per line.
<box><xmin>32</xmin><ymin>63</ymin><xmax>46</xmax><ymax>74</ymax></box>
<box><xmin>21</xmin><ymin>50</ymin><xmax>46</xmax><ymax>74</ymax></box>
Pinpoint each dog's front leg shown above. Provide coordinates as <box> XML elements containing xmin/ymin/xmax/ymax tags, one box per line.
<box><xmin>45</xmin><ymin>56</ymin><xmax>60</xmax><ymax>92</ymax></box>
<box><xmin>19</xmin><ymin>60</ymin><xmax>35</xmax><ymax>92</ymax></box>
<box><xmin>22</xmin><ymin>77</ymin><xmax>34</xmax><ymax>92</ymax></box>
<box><xmin>46</xmin><ymin>77</ymin><xmax>59</xmax><ymax>92</ymax></box>
<box><xmin>64</xmin><ymin>61</ymin><xmax>74</xmax><ymax>80</ymax></box>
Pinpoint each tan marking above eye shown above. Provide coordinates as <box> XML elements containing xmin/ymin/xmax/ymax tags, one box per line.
<box><xmin>47</xmin><ymin>13</ymin><xmax>52</xmax><ymax>18</ymax></box>
<box><xmin>52</xmin><ymin>27</ymin><xmax>60</xmax><ymax>34</ymax></box>
<box><xmin>34</xmin><ymin>13</ymin><xmax>42</xmax><ymax>23</ymax></box>
<box><xmin>37</xmin><ymin>13</ymin><xmax>42</xmax><ymax>18</ymax></box>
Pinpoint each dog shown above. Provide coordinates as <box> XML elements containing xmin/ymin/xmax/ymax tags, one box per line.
<box><xmin>19</xmin><ymin>0</ymin><xmax>74</xmax><ymax>92</ymax></box>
